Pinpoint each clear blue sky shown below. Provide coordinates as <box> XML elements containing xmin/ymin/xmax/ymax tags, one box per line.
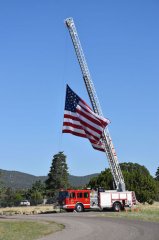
<box><xmin>0</xmin><ymin>0</ymin><xmax>158</xmax><ymax>177</ymax></box>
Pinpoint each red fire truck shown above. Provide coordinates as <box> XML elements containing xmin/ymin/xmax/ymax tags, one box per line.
<box><xmin>58</xmin><ymin>188</ymin><xmax>136</xmax><ymax>212</ymax></box>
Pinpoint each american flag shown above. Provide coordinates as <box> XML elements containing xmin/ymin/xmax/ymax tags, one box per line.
<box><xmin>62</xmin><ymin>85</ymin><xmax>110</xmax><ymax>152</ymax></box>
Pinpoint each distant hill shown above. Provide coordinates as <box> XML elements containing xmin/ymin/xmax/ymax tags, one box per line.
<box><xmin>0</xmin><ymin>169</ymin><xmax>98</xmax><ymax>190</ymax></box>
<box><xmin>68</xmin><ymin>174</ymin><xmax>98</xmax><ymax>187</ymax></box>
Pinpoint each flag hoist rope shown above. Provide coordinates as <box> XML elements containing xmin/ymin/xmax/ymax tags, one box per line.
<box><xmin>65</xmin><ymin>17</ymin><xmax>125</xmax><ymax>191</ymax></box>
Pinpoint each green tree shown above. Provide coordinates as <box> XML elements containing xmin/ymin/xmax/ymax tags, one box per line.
<box><xmin>0</xmin><ymin>188</ymin><xmax>25</xmax><ymax>207</ymax></box>
<box><xmin>30</xmin><ymin>191</ymin><xmax>43</xmax><ymax>205</ymax></box>
<box><xmin>88</xmin><ymin>168</ymin><xmax>113</xmax><ymax>190</ymax></box>
<box><xmin>155</xmin><ymin>167</ymin><xmax>159</xmax><ymax>181</ymax></box>
<box><xmin>13</xmin><ymin>192</ymin><xmax>23</xmax><ymax>206</ymax></box>
<box><xmin>155</xmin><ymin>166</ymin><xmax>159</xmax><ymax>201</ymax></box>
<box><xmin>31</xmin><ymin>180</ymin><xmax>45</xmax><ymax>194</ymax></box>
<box><xmin>45</xmin><ymin>152</ymin><xmax>69</xmax><ymax>202</ymax></box>
<box><xmin>87</xmin><ymin>162</ymin><xmax>158</xmax><ymax>204</ymax></box>
<box><xmin>0</xmin><ymin>186</ymin><xmax>6</xmax><ymax>207</ymax></box>
<box><xmin>27</xmin><ymin>180</ymin><xmax>46</xmax><ymax>205</ymax></box>
<box><xmin>1</xmin><ymin>187</ymin><xmax>15</xmax><ymax>207</ymax></box>
<box><xmin>120</xmin><ymin>163</ymin><xmax>158</xmax><ymax>203</ymax></box>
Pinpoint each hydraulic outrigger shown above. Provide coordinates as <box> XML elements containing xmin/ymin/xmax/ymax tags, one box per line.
<box><xmin>65</xmin><ymin>18</ymin><xmax>125</xmax><ymax>192</ymax></box>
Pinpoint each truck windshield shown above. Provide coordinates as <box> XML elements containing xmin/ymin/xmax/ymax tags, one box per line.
<box><xmin>59</xmin><ymin>191</ymin><xmax>69</xmax><ymax>199</ymax></box>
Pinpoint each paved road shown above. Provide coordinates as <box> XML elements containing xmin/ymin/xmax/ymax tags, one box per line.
<box><xmin>9</xmin><ymin>212</ymin><xmax>159</xmax><ymax>240</ymax></box>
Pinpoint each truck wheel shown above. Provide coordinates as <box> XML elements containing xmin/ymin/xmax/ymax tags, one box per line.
<box><xmin>113</xmin><ymin>202</ymin><xmax>122</xmax><ymax>212</ymax></box>
<box><xmin>75</xmin><ymin>203</ymin><xmax>84</xmax><ymax>212</ymax></box>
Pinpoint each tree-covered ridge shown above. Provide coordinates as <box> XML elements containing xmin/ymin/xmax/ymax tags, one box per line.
<box><xmin>0</xmin><ymin>169</ymin><xmax>98</xmax><ymax>190</ymax></box>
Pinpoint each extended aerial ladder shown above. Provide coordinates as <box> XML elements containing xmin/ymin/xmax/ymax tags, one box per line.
<box><xmin>65</xmin><ymin>18</ymin><xmax>125</xmax><ymax>192</ymax></box>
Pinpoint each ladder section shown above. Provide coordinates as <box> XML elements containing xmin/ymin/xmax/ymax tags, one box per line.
<box><xmin>103</xmin><ymin>133</ymin><xmax>125</xmax><ymax>191</ymax></box>
<box><xmin>65</xmin><ymin>17</ymin><xmax>125</xmax><ymax>191</ymax></box>
<box><xmin>65</xmin><ymin>18</ymin><xmax>102</xmax><ymax>116</ymax></box>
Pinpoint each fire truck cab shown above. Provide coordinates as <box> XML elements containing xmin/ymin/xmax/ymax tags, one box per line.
<box><xmin>58</xmin><ymin>189</ymin><xmax>136</xmax><ymax>212</ymax></box>
<box><xmin>58</xmin><ymin>189</ymin><xmax>91</xmax><ymax>212</ymax></box>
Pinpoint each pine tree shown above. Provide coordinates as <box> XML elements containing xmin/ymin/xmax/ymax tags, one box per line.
<box><xmin>155</xmin><ymin>167</ymin><xmax>159</xmax><ymax>181</ymax></box>
<box><xmin>45</xmin><ymin>152</ymin><xmax>69</xmax><ymax>201</ymax></box>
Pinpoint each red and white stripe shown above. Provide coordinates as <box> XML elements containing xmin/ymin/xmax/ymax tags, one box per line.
<box><xmin>63</xmin><ymin>98</ymin><xmax>110</xmax><ymax>152</ymax></box>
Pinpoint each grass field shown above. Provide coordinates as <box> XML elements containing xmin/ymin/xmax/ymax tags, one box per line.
<box><xmin>0</xmin><ymin>219</ymin><xmax>64</xmax><ymax>240</ymax></box>
<box><xmin>100</xmin><ymin>202</ymin><xmax>159</xmax><ymax>222</ymax></box>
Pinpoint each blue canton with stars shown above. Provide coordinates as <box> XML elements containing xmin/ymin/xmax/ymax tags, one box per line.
<box><xmin>64</xmin><ymin>85</ymin><xmax>80</xmax><ymax>112</ymax></box>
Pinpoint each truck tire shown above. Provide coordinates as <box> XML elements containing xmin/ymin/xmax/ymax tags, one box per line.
<box><xmin>75</xmin><ymin>203</ymin><xmax>84</xmax><ymax>212</ymax></box>
<box><xmin>113</xmin><ymin>202</ymin><xmax>122</xmax><ymax>212</ymax></box>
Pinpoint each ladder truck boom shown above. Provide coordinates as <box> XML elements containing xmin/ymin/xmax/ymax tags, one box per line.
<box><xmin>65</xmin><ymin>17</ymin><xmax>125</xmax><ymax>192</ymax></box>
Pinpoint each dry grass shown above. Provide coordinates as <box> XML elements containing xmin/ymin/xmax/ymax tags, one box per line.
<box><xmin>0</xmin><ymin>205</ymin><xmax>59</xmax><ymax>216</ymax></box>
<box><xmin>100</xmin><ymin>202</ymin><xmax>159</xmax><ymax>222</ymax></box>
